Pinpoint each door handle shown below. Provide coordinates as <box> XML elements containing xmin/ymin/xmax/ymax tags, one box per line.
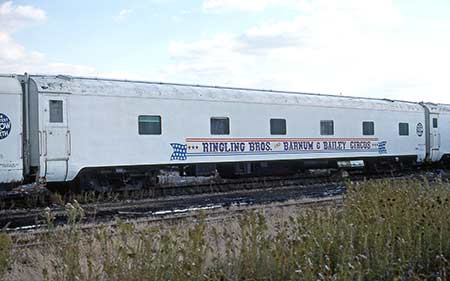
<box><xmin>66</xmin><ymin>130</ymin><xmax>72</xmax><ymax>156</ymax></box>
<box><xmin>19</xmin><ymin>133</ymin><xmax>23</xmax><ymax>159</ymax></box>
<box><xmin>43</xmin><ymin>130</ymin><xmax>48</xmax><ymax>156</ymax></box>
<box><xmin>38</xmin><ymin>131</ymin><xmax>42</xmax><ymax>156</ymax></box>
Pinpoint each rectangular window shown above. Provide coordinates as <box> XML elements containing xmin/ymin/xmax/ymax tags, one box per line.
<box><xmin>362</xmin><ymin>121</ymin><xmax>375</xmax><ymax>136</ymax></box>
<box><xmin>139</xmin><ymin>115</ymin><xmax>161</xmax><ymax>135</ymax></box>
<box><xmin>211</xmin><ymin>117</ymin><xmax>230</xmax><ymax>135</ymax></box>
<box><xmin>399</xmin><ymin>122</ymin><xmax>409</xmax><ymax>136</ymax></box>
<box><xmin>320</xmin><ymin>120</ymin><xmax>334</xmax><ymax>135</ymax></box>
<box><xmin>433</xmin><ymin>118</ymin><xmax>438</xmax><ymax>128</ymax></box>
<box><xmin>270</xmin><ymin>118</ymin><xmax>287</xmax><ymax>135</ymax></box>
<box><xmin>49</xmin><ymin>100</ymin><xmax>63</xmax><ymax>123</ymax></box>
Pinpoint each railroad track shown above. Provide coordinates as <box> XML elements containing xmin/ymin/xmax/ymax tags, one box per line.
<box><xmin>2</xmin><ymin>180</ymin><xmax>345</xmax><ymax>232</ymax></box>
<box><xmin>9</xmin><ymin>195</ymin><xmax>343</xmax><ymax>250</ymax></box>
<box><xmin>0</xmin><ymin>167</ymin><xmax>427</xmax><ymax>209</ymax></box>
<box><xmin>0</xmin><ymin>171</ymin><xmax>341</xmax><ymax>209</ymax></box>
<box><xmin>0</xmin><ymin>168</ymin><xmax>438</xmax><ymax>233</ymax></box>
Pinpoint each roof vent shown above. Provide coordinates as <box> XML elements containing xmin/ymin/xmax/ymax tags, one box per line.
<box><xmin>56</xmin><ymin>74</ymin><xmax>72</xmax><ymax>81</ymax></box>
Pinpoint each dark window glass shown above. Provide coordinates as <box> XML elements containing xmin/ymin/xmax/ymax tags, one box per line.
<box><xmin>320</xmin><ymin>120</ymin><xmax>334</xmax><ymax>135</ymax></box>
<box><xmin>211</xmin><ymin>117</ymin><xmax>229</xmax><ymax>135</ymax></box>
<box><xmin>49</xmin><ymin>100</ymin><xmax>63</xmax><ymax>123</ymax></box>
<box><xmin>139</xmin><ymin>115</ymin><xmax>161</xmax><ymax>135</ymax></box>
<box><xmin>362</xmin><ymin>121</ymin><xmax>375</xmax><ymax>135</ymax></box>
<box><xmin>399</xmin><ymin>123</ymin><xmax>409</xmax><ymax>136</ymax></box>
<box><xmin>433</xmin><ymin>118</ymin><xmax>438</xmax><ymax>128</ymax></box>
<box><xmin>270</xmin><ymin>119</ymin><xmax>287</xmax><ymax>135</ymax></box>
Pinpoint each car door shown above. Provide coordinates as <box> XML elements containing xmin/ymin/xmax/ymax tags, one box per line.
<box><xmin>430</xmin><ymin>113</ymin><xmax>441</xmax><ymax>161</ymax></box>
<box><xmin>39</xmin><ymin>94</ymin><xmax>71</xmax><ymax>182</ymax></box>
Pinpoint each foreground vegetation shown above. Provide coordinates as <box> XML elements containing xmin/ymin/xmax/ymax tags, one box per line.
<box><xmin>2</xmin><ymin>178</ymin><xmax>450</xmax><ymax>280</ymax></box>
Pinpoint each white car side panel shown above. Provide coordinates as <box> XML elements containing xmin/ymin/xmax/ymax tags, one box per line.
<box><xmin>421</xmin><ymin>103</ymin><xmax>450</xmax><ymax>161</ymax></box>
<box><xmin>0</xmin><ymin>77</ymin><xmax>23</xmax><ymax>184</ymax></box>
<box><xmin>431</xmin><ymin>112</ymin><xmax>450</xmax><ymax>161</ymax></box>
<box><xmin>61</xmin><ymin>94</ymin><xmax>425</xmax><ymax>182</ymax></box>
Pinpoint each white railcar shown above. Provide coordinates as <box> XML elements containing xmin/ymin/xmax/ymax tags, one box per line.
<box><xmin>421</xmin><ymin>103</ymin><xmax>450</xmax><ymax>162</ymax></box>
<box><xmin>0</xmin><ymin>76</ymin><xmax>24</xmax><ymax>187</ymax></box>
<box><xmin>0</xmin><ymin>74</ymin><xmax>444</xmax><ymax>189</ymax></box>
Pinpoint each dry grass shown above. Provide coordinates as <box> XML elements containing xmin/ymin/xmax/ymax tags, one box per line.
<box><xmin>1</xmin><ymin>178</ymin><xmax>449</xmax><ymax>280</ymax></box>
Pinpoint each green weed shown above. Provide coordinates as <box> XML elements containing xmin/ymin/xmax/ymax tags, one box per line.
<box><xmin>4</xmin><ymin>178</ymin><xmax>450</xmax><ymax>280</ymax></box>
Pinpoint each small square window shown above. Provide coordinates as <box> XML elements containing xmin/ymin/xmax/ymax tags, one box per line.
<box><xmin>399</xmin><ymin>123</ymin><xmax>409</xmax><ymax>136</ymax></box>
<box><xmin>139</xmin><ymin>115</ymin><xmax>161</xmax><ymax>135</ymax></box>
<box><xmin>270</xmin><ymin>119</ymin><xmax>286</xmax><ymax>135</ymax></box>
<box><xmin>49</xmin><ymin>100</ymin><xmax>63</xmax><ymax>123</ymax></box>
<box><xmin>211</xmin><ymin>117</ymin><xmax>230</xmax><ymax>135</ymax></box>
<box><xmin>320</xmin><ymin>120</ymin><xmax>334</xmax><ymax>135</ymax></box>
<box><xmin>362</xmin><ymin>121</ymin><xmax>375</xmax><ymax>136</ymax></box>
<box><xmin>433</xmin><ymin>118</ymin><xmax>438</xmax><ymax>128</ymax></box>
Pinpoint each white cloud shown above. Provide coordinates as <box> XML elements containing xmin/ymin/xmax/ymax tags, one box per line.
<box><xmin>45</xmin><ymin>63</ymin><xmax>97</xmax><ymax>76</ymax></box>
<box><xmin>203</xmin><ymin>0</ymin><xmax>312</xmax><ymax>13</ymax></box>
<box><xmin>203</xmin><ymin>0</ymin><xmax>272</xmax><ymax>12</ymax></box>
<box><xmin>114</xmin><ymin>9</ymin><xmax>133</xmax><ymax>22</ymax></box>
<box><xmin>0</xmin><ymin>1</ymin><xmax>46</xmax><ymax>32</ymax></box>
<box><xmin>1</xmin><ymin>0</ymin><xmax>449</xmax><ymax>104</ymax></box>
<box><xmin>0</xmin><ymin>32</ymin><xmax>44</xmax><ymax>63</ymax></box>
<box><xmin>0</xmin><ymin>1</ymin><xmax>105</xmax><ymax>78</ymax></box>
<box><xmin>0</xmin><ymin>1</ymin><xmax>47</xmax><ymax>67</ymax></box>
<box><xmin>166</xmin><ymin>0</ymin><xmax>450</xmax><ymax>103</ymax></box>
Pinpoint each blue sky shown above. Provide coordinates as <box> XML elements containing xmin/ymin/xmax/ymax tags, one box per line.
<box><xmin>1</xmin><ymin>0</ymin><xmax>450</xmax><ymax>102</ymax></box>
<box><xmin>8</xmin><ymin>0</ymin><xmax>300</xmax><ymax>75</ymax></box>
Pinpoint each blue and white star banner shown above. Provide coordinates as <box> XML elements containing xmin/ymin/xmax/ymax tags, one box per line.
<box><xmin>170</xmin><ymin>143</ymin><xmax>187</xmax><ymax>160</ymax></box>
<box><xmin>377</xmin><ymin>141</ymin><xmax>387</xmax><ymax>154</ymax></box>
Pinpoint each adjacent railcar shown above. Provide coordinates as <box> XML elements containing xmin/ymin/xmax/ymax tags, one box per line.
<box><xmin>0</xmin><ymin>74</ymin><xmax>444</xmax><ymax>190</ymax></box>
<box><xmin>421</xmin><ymin>103</ymin><xmax>450</xmax><ymax>162</ymax></box>
<box><xmin>0</xmin><ymin>76</ymin><xmax>23</xmax><ymax>189</ymax></box>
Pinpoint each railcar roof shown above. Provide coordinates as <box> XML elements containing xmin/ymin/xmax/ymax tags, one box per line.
<box><xmin>0</xmin><ymin>76</ymin><xmax>22</xmax><ymax>95</ymax></box>
<box><xmin>24</xmin><ymin>74</ymin><xmax>424</xmax><ymax>112</ymax></box>
<box><xmin>422</xmin><ymin>103</ymin><xmax>450</xmax><ymax>114</ymax></box>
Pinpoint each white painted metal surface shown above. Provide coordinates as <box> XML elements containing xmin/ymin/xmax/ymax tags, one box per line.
<box><xmin>29</xmin><ymin>75</ymin><xmax>427</xmax><ymax>182</ymax></box>
<box><xmin>3</xmin><ymin>74</ymin><xmax>443</xmax><ymax>185</ymax></box>
<box><xmin>39</xmin><ymin>94</ymin><xmax>70</xmax><ymax>181</ymax></box>
<box><xmin>0</xmin><ymin>77</ymin><xmax>23</xmax><ymax>184</ymax></box>
<box><xmin>430</xmin><ymin>113</ymin><xmax>441</xmax><ymax>161</ymax></box>
<box><xmin>425</xmin><ymin>103</ymin><xmax>450</xmax><ymax>162</ymax></box>
<box><xmin>31</xmin><ymin>76</ymin><xmax>423</xmax><ymax>112</ymax></box>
